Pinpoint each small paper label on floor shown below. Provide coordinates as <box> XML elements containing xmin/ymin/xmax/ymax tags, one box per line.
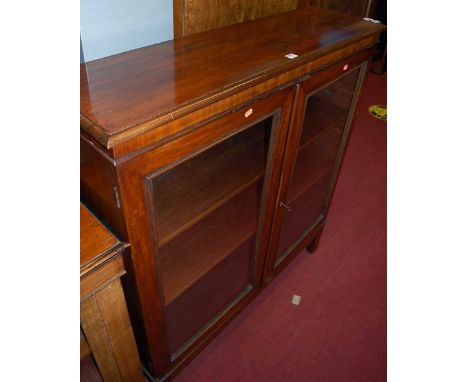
<box><xmin>291</xmin><ymin>294</ymin><xmax>301</xmax><ymax>305</ymax></box>
<box><xmin>363</xmin><ymin>17</ymin><xmax>381</xmax><ymax>23</ymax></box>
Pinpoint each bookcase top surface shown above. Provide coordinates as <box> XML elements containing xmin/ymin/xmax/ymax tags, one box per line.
<box><xmin>80</xmin><ymin>7</ymin><xmax>384</xmax><ymax>148</ymax></box>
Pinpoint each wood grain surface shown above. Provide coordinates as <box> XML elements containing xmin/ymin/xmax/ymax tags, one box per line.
<box><xmin>309</xmin><ymin>0</ymin><xmax>372</xmax><ymax>18</ymax></box>
<box><xmin>174</xmin><ymin>0</ymin><xmax>298</xmax><ymax>37</ymax></box>
<box><xmin>80</xmin><ymin>7</ymin><xmax>384</xmax><ymax>148</ymax></box>
<box><xmin>81</xmin><ymin>278</ymin><xmax>144</xmax><ymax>382</ymax></box>
<box><xmin>80</xmin><ymin>204</ymin><xmax>119</xmax><ymax>270</ymax></box>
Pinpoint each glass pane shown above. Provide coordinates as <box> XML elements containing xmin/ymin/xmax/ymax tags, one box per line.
<box><xmin>152</xmin><ymin>117</ymin><xmax>273</xmax><ymax>352</ymax></box>
<box><xmin>275</xmin><ymin>69</ymin><xmax>360</xmax><ymax>265</ymax></box>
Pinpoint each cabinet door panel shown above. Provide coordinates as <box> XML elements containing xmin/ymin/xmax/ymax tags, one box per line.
<box><xmin>266</xmin><ymin>63</ymin><xmax>367</xmax><ymax>277</ymax></box>
<box><xmin>116</xmin><ymin>87</ymin><xmax>294</xmax><ymax>374</ymax></box>
<box><xmin>151</xmin><ymin>120</ymin><xmax>271</xmax><ymax>353</ymax></box>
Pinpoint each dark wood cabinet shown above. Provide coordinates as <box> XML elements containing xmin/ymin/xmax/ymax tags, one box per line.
<box><xmin>308</xmin><ymin>0</ymin><xmax>373</xmax><ymax>18</ymax></box>
<box><xmin>80</xmin><ymin>7</ymin><xmax>384</xmax><ymax>381</ymax></box>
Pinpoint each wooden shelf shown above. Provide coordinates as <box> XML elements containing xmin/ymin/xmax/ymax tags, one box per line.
<box><xmin>299</xmin><ymin>97</ymin><xmax>348</xmax><ymax>151</ymax></box>
<box><xmin>276</xmin><ymin>171</ymin><xmax>329</xmax><ymax>260</ymax></box>
<box><xmin>154</xmin><ymin>120</ymin><xmax>270</xmax><ymax>246</ymax></box>
<box><xmin>159</xmin><ymin>181</ymin><xmax>260</xmax><ymax>305</ymax></box>
<box><xmin>288</xmin><ymin>126</ymin><xmax>342</xmax><ymax>203</ymax></box>
<box><xmin>165</xmin><ymin>237</ymin><xmax>253</xmax><ymax>352</ymax></box>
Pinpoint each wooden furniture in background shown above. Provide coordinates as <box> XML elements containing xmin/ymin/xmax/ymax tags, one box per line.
<box><xmin>308</xmin><ymin>0</ymin><xmax>374</xmax><ymax>18</ymax></box>
<box><xmin>369</xmin><ymin>0</ymin><xmax>386</xmax><ymax>73</ymax></box>
<box><xmin>81</xmin><ymin>7</ymin><xmax>385</xmax><ymax>381</ymax></box>
<box><xmin>173</xmin><ymin>0</ymin><xmax>310</xmax><ymax>37</ymax></box>
<box><xmin>307</xmin><ymin>0</ymin><xmax>387</xmax><ymax>74</ymax></box>
<box><xmin>80</xmin><ymin>204</ymin><xmax>144</xmax><ymax>382</ymax></box>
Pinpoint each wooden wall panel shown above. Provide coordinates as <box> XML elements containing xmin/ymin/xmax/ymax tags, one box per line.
<box><xmin>174</xmin><ymin>0</ymin><xmax>299</xmax><ymax>37</ymax></box>
<box><xmin>308</xmin><ymin>0</ymin><xmax>372</xmax><ymax>18</ymax></box>
<box><xmin>310</xmin><ymin>0</ymin><xmax>373</xmax><ymax>17</ymax></box>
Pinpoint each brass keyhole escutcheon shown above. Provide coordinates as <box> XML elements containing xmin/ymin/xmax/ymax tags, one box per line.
<box><xmin>280</xmin><ymin>201</ymin><xmax>292</xmax><ymax>211</ymax></box>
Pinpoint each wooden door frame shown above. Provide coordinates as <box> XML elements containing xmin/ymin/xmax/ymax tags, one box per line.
<box><xmin>263</xmin><ymin>49</ymin><xmax>373</xmax><ymax>283</ymax></box>
<box><xmin>115</xmin><ymin>86</ymin><xmax>295</xmax><ymax>378</ymax></box>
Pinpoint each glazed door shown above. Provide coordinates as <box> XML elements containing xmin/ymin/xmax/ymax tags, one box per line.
<box><xmin>117</xmin><ymin>87</ymin><xmax>294</xmax><ymax>376</ymax></box>
<box><xmin>152</xmin><ymin>116</ymin><xmax>275</xmax><ymax>356</ymax></box>
<box><xmin>265</xmin><ymin>57</ymin><xmax>368</xmax><ymax>280</ymax></box>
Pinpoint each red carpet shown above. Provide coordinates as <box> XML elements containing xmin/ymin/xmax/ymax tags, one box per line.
<box><xmin>174</xmin><ymin>72</ymin><xmax>387</xmax><ymax>382</ymax></box>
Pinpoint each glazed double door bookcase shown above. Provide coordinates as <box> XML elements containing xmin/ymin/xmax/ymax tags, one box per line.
<box><xmin>111</xmin><ymin>55</ymin><xmax>367</xmax><ymax>378</ymax></box>
<box><xmin>79</xmin><ymin>6</ymin><xmax>386</xmax><ymax>379</ymax></box>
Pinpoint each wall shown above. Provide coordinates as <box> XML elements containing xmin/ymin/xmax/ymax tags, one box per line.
<box><xmin>80</xmin><ymin>0</ymin><xmax>173</xmax><ymax>62</ymax></box>
<box><xmin>80</xmin><ymin>37</ymin><xmax>84</xmax><ymax>64</ymax></box>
